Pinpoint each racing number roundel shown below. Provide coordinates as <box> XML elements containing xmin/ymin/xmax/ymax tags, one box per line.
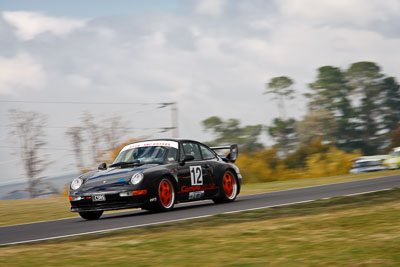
<box><xmin>190</xmin><ymin>166</ymin><xmax>203</xmax><ymax>185</ymax></box>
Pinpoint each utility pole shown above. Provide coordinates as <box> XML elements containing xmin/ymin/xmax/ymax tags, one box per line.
<box><xmin>158</xmin><ymin>102</ymin><xmax>179</xmax><ymax>138</ymax></box>
<box><xmin>171</xmin><ymin>102</ymin><xmax>179</xmax><ymax>138</ymax></box>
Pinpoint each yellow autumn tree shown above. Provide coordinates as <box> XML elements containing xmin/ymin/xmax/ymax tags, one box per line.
<box><xmin>305</xmin><ymin>147</ymin><xmax>360</xmax><ymax>178</ymax></box>
<box><xmin>236</xmin><ymin>143</ymin><xmax>360</xmax><ymax>184</ymax></box>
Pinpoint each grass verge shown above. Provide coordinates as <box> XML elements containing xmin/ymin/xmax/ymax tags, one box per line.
<box><xmin>1</xmin><ymin>170</ymin><xmax>400</xmax><ymax>226</ymax></box>
<box><xmin>2</xmin><ymin>188</ymin><xmax>400</xmax><ymax>266</ymax></box>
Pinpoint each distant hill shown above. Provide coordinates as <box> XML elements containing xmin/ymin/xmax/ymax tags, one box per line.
<box><xmin>0</xmin><ymin>173</ymin><xmax>78</xmax><ymax>200</ymax></box>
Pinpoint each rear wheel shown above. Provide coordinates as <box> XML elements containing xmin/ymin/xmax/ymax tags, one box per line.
<box><xmin>213</xmin><ymin>170</ymin><xmax>238</xmax><ymax>203</ymax></box>
<box><xmin>79</xmin><ymin>210</ymin><xmax>103</xmax><ymax>220</ymax></box>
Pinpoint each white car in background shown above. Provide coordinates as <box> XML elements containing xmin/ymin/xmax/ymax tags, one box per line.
<box><xmin>350</xmin><ymin>156</ymin><xmax>388</xmax><ymax>174</ymax></box>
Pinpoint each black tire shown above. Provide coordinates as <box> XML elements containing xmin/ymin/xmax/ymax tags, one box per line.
<box><xmin>213</xmin><ymin>170</ymin><xmax>238</xmax><ymax>204</ymax></box>
<box><xmin>145</xmin><ymin>177</ymin><xmax>175</xmax><ymax>212</ymax></box>
<box><xmin>79</xmin><ymin>211</ymin><xmax>103</xmax><ymax>220</ymax></box>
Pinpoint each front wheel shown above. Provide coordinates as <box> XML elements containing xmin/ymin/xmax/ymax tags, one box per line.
<box><xmin>143</xmin><ymin>178</ymin><xmax>175</xmax><ymax>212</ymax></box>
<box><xmin>213</xmin><ymin>170</ymin><xmax>238</xmax><ymax>203</ymax></box>
<box><xmin>79</xmin><ymin>210</ymin><xmax>103</xmax><ymax>220</ymax></box>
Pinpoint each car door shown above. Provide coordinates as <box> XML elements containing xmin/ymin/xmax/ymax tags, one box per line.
<box><xmin>177</xmin><ymin>141</ymin><xmax>214</xmax><ymax>200</ymax></box>
<box><xmin>198</xmin><ymin>143</ymin><xmax>219</xmax><ymax>197</ymax></box>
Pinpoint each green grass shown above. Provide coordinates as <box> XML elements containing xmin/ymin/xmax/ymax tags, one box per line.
<box><xmin>2</xmin><ymin>189</ymin><xmax>400</xmax><ymax>266</ymax></box>
<box><xmin>1</xmin><ymin>169</ymin><xmax>400</xmax><ymax>226</ymax></box>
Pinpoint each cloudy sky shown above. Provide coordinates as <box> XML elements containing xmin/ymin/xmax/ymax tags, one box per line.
<box><xmin>0</xmin><ymin>0</ymin><xmax>399</xmax><ymax>184</ymax></box>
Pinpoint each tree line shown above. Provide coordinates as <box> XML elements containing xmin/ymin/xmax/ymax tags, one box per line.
<box><xmin>202</xmin><ymin>61</ymin><xmax>400</xmax><ymax>182</ymax></box>
<box><xmin>204</xmin><ymin>61</ymin><xmax>400</xmax><ymax>156</ymax></box>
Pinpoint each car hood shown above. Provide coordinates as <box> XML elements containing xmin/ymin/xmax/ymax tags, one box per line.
<box><xmin>79</xmin><ymin>164</ymin><xmax>158</xmax><ymax>192</ymax></box>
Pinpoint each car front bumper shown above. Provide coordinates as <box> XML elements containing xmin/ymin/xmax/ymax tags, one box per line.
<box><xmin>69</xmin><ymin>191</ymin><xmax>153</xmax><ymax>212</ymax></box>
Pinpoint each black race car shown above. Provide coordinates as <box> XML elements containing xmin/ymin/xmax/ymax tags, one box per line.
<box><xmin>69</xmin><ymin>139</ymin><xmax>242</xmax><ymax>220</ymax></box>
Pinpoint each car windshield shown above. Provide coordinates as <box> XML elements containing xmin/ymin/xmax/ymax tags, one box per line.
<box><xmin>112</xmin><ymin>141</ymin><xmax>179</xmax><ymax>166</ymax></box>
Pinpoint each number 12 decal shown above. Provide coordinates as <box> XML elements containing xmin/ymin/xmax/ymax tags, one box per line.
<box><xmin>190</xmin><ymin>166</ymin><xmax>203</xmax><ymax>185</ymax></box>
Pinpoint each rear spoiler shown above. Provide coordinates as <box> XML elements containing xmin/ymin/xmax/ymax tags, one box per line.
<box><xmin>210</xmin><ymin>144</ymin><xmax>238</xmax><ymax>163</ymax></box>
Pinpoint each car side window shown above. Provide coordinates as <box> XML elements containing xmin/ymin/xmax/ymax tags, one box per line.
<box><xmin>182</xmin><ymin>142</ymin><xmax>202</xmax><ymax>161</ymax></box>
<box><xmin>199</xmin><ymin>144</ymin><xmax>216</xmax><ymax>160</ymax></box>
<box><xmin>166</xmin><ymin>147</ymin><xmax>178</xmax><ymax>162</ymax></box>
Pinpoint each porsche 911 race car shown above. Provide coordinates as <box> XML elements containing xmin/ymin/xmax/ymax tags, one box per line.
<box><xmin>69</xmin><ymin>139</ymin><xmax>242</xmax><ymax>220</ymax></box>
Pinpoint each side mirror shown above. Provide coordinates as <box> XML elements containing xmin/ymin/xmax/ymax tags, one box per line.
<box><xmin>98</xmin><ymin>162</ymin><xmax>107</xmax><ymax>170</ymax></box>
<box><xmin>180</xmin><ymin>154</ymin><xmax>195</xmax><ymax>165</ymax></box>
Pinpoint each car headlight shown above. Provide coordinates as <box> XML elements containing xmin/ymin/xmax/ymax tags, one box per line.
<box><xmin>131</xmin><ymin>173</ymin><xmax>144</xmax><ymax>185</ymax></box>
<box><xmin>70</xmin><ymin>178</ymin><xmax>83</xmax><ymax>190</ymax></box>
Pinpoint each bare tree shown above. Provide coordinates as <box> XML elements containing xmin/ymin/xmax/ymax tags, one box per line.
<box><xmin>8</xmin><ymin>109</ymin><xmax>58</xmax><ymax>198</ymax></box>
<box><xmin>102</xmin><ymin>115</ymin><xmax>126</xmax><ymax>151</ymax></box>
<box><xmin>81</xmin><ymin>111</ymin><xmax>102</xmax><ymax>167</ymax></box>
<box><xmin>66</xmin><ymin>126</ymin><xmax>85</xmax><ymax>171</ymax></box>
<box><xmin>66</xmin><ymin>112</ymin><xmax>129</xmax><ymax>171</ymax></box>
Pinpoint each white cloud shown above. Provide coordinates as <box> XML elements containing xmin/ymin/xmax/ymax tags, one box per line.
<box><xmin>0</xmin><ymin>2</ymin><xmax>399</xmax><ymax>126</ymax></box>
<box><xmin>277</xmin><ymin>0</ymin><xmax>400</xmax><ymax>27</ymax></box>
<box><xmin>248</xmin><ymin>19</ymin><xmax>274</xmax><ymax>30</ymax></box>
<box><xmin>195</xmin><ymin>0</ymin><xmax>228</xmax><ymax>16</ymax></box>
<box><xmin>66</xmin><ymin>74</ymin><xmax>92</xmax><ymax>89</ymax></box>
<box><xmin>2</xmin><ymin>11</ymin><xmax>87</xmax><ymax>40</ymax></box>
<box><xmin>0</xmin><ymin>53</ymin><xmax>45</xmax><ymax>95</ymax></box>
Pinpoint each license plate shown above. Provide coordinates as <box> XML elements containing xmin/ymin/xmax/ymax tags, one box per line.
<box><xmin>93</xmin><ymin>194</ymin><xmax>106</xmax><ymax>201</ymax></box>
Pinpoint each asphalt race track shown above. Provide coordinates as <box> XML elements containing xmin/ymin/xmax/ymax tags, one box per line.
<box><xmin>2</xmin><ymin>174</ymin><xmax>400</xmax><ymax>245</ymax></box>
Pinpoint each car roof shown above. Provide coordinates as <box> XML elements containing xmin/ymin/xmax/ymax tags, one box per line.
<box><xmin>133</xmin><ymin>138</ymin><xmax>200</xmax><ymax>142</ymax></box>
<box><xmin>355</xmin><ymin>159</ymin><xmax>381</xmax><ymax>163</ymax></box>
<box><xmin>124</xmin><ymin>138</ymin><xmax>204</xmax><ymax>146</ymax></box>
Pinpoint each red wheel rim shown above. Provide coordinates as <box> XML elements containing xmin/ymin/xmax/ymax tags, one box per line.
<box><xmin>223</xmin><ymin>172</ymin><xmax>236</xmax><ymax>199</ymax></box>
<box><xmin>159</xmin><ymin>180</ymin><xmax>173</xmax><ymax>208</ymax></box>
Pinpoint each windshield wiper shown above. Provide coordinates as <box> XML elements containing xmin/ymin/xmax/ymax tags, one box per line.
<box><xmin>142</xmin><ymin>161</ymin><xmax>164</xmax><ymax>165</ymax></box>
<box><xmin>110</xmin><ymin>161</ymin><xmax>143</xmax><ymax>168</ymax></box>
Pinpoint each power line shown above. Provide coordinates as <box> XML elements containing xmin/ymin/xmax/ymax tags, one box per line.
<box><xmin>0</xmin><ymin>146</ymin><xmax>76</xmax><ymax>152</ymax></box>
<box><xmin>0</xmin><ymin>151</ymin><xmax>68</xmax><ymax>165</ymax></box>
<box><xmin>0</xmin><ymin>125</ymin><xmax>175</xmax><ymax>130</ymax></box>
<box><xmin>0</xmin><ymin>100</ymin><xmax>179</xmax><ymax>137</ymax></box>
<box><xmin>0</xmin><ymin>100</ymin><xmax>172</xmax><ymax>105</ymax></box>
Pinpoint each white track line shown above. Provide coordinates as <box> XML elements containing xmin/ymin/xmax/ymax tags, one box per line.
<box><xmin>223</xmin><ymin>199</ymin><xmax>315</xmax><ymax>214</ymax></box>
<box><xmin>3</xmin><ymin>175</ymin><xmax>396</xmax><ymax>228</ymax></box>
<box><xmin>0</xmin><ymin>201</ymin><xmax>211</xmax><ymax>228</ymax></box>
<box><xmin>1</xmin><ymin>214</ymin><xmax>214</xmax><ymax>246</ymax></box>
<box><xmin>225</xmin><ymin>187</ymin><xmax>394</xmax><ymax>215</ymax></box>
<box><xmin>1</xmin><ymin>186</ymin><xmax>396</xmax><ymax>246</ymax></box>
<box><xmin>2</xmin><ymin>200</ymin><xmax>319</xmax><ymax>246</ymax></box>
<box><xmin>343</xmin><ymin>188</ymin><xmax>391</xmax><ymax>197</ymax></box>
<box><xmin>0</xmin><ymin>209</ymin><xmax>142</xmax><ymax>228</ymax></box>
